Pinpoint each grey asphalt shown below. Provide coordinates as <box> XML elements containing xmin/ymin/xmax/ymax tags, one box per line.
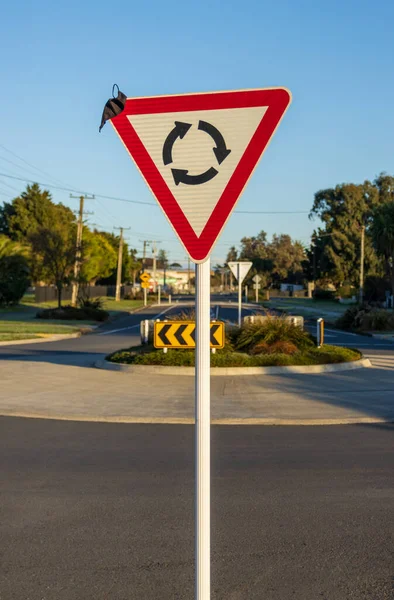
<box><xmin>1</xmin><ymin>417</ymin><xmax>394</xmax><ymax>599</ymax></box>
<box><xmin>0</xmin><ymin>300</ymin><xmax>394</xmax><ymax>424</ymax></box>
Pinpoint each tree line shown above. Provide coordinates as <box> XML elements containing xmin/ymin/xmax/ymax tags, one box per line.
<box><xmin>2</xmin><ymin>172</ymin><xmax>394</xmax><ymax>306</ymax></box>
<box><xmin>0</xmin><ymin>184</ymin><xmax>142</xmax><ymax>305</ymax></box>
<box><xmin>223</xmin><ymin>172</ymin><xmax>394</xmax><ymax>300</ymax></box>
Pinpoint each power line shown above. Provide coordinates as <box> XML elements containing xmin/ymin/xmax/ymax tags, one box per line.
<box><xmin>0</xmin><ymin>172</ymin><xmax>310</xmax><ymax>214</ymax></box>
<box><xmin>0</xmin><ymin>143</ymin><xmax>79</xmax><ymax>190</ymax></box>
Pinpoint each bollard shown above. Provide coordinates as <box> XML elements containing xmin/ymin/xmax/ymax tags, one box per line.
<box><xmin>158</xmin><ymin>285</ymin><xmax>161</xmax><ymax>306</ymax></box>
<box><xmin>317</xmin><ymin>318</ymin><xmax>324</xmax><ymax>348</ymax></box>
<box><xmin>168</xmin><ymin>294</ymin><xmax>172</xmax><ymax>304</ymax></box>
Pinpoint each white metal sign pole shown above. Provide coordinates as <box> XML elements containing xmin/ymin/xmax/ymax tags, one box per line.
<box><xmin>195</xmin><ymin>257</ymin><xmax>211</xmax><ymax>600</ymax></box>
<box><xmin>237</xmin><ymin>263</ymin><xmax>242</xmax><ymax>327</ymax></box>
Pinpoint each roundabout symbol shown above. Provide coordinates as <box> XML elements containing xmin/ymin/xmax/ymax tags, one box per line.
<box><xmin>162</xmin><ymin>120</ymin><xmax>232</xmax><ymax>186</ymax></box>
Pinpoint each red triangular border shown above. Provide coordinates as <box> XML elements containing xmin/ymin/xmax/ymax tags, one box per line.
<box><xmin>111</xmin><ymin>88</ymin><xmax>291</xmax><ymax>262</ymax></box>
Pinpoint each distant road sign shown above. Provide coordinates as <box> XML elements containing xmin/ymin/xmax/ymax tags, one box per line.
<box><xmin>141</xmin><ymin>282</ymin><xmax>150</xmax><ymax>289</ymax></box>
<box><xmin>228</xmin><ymin>261</ymin><xmax>252</xmax><ymax>283</ymax></box>
<box><xmin>140</xmin><ymin>272</ymin><xmax>150</xmax><ymax>282</ymax></box>
<box><xmin>154</xmin><ymin>321</ymin><xmax>224</xmax><ymax>349</ymax></box>
<box><xmin>252</xmin><ymin>274</ymin><xmax>262</xmax><ymax>283</ymax></box>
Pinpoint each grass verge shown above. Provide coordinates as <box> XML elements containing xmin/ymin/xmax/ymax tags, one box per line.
<box><xmin>0</xmin><ymin>333</ymin><xmax>40</xmax><ymax>342</ymax></box>
<box><xmin>107</xmin><ymin>344</ymin><xmax>361</xmax><ymax>367</ymax></box>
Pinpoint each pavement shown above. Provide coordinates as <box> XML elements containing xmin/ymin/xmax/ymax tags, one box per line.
<box><xmin>0</xmin><ymin>298</ymin><xmax>394</xmax><ymax>424</ymax></box>
<box><xmin>2</xmin><ymin>297</ymin><xmax>394</xmax><ymax>599</ymax></box>
<box><xmin>1</xmin><ymin>418</ymin><xmax>393</xmax><ymax>600</ymax></box>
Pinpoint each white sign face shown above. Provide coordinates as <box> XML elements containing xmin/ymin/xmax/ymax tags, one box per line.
<box><xmin>228</xmin><ymin>261</ymin><xmax>252</xmax><ymax>283</ymax></box>
<box><xmin>128</xmin><ymin>107</ymin><xmax>267</xmax><ymax>237</ymax></box>
<box><xmin>111</xmin><ymin>88</ymin><xmax>291</xmax><ymax>262</ymax></box>
<box><xmin>252</xmin><ymin>274</ymin><xmax>262</xmax><ymax>283</ymax></box>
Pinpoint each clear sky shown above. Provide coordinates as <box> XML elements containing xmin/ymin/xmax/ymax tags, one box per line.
<box><xmin>1</xmin><ymin>0</ymin><xmax>394</xmax><ymax>265</ymax></box>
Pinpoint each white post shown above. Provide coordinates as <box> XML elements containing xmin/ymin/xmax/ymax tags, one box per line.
<box><xmin>245</xmin><ymin>285</ymin><xmax>248</xmax><ymax>303</ymax></box>
<box><xmin>144</xmin><ymin>320</ymin><xmax>149</xmax><ymax>344</ymax></box>
<box><xmin>143</xmin><ymin>287</ymin><xmax>147</xmax><ymax>307</ymax></box>
<box><xmin>158</xmin><ymin>285</ymin><xmax>161</xmax><ymax>306</ymax></box>
<box><xmin>255</xmin><ymin>283</ymin><xmax>258</xmax><ymax>303</ymax></box>
<box><xmin>195</xmin><ymin>258</ymin><xmax>211</xmax><ymax>600</ymax></box>
<box><xmin>237</xmin><ymin>263</ymin><xmax>242</xmax><ymax>327</ymax></box>
<box><xmin>169</xmin><ymin>294</ymin><xmax>172</xmax><ymax>304</ymax></box>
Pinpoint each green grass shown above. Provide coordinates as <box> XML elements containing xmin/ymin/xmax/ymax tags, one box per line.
<box><xmin>265</xmin><ymin>298</ymin><xmax>350</xmax><ymax>319</ymax></box>
<box><xmin>0</xmin><ymin>333</ymin><xmax>40</xmax><ymax>342</ymax></box>
<box><xmin>0</xmin><ymin>321</ymin><xmax>86</xmax><ymax>334</ymax></box>
<box><xmin>3</xmin><ymin>296</ymin><xmax>148</xmax><ymax>314</ymax></box>
<box><xmin>107</xmin><ymin>344</ymin><xmax>361</xmax><ymax>367</ymax></box>
<box><xmin>0</xmin><ymin>296</ymin><xmax>147</xmax><ymax>340</ymax></box>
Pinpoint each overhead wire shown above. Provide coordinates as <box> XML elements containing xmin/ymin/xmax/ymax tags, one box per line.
<box><xmin>0</xmin><ymin>172</ymin><xmax>310</xmax><ymax>214</ymax></box>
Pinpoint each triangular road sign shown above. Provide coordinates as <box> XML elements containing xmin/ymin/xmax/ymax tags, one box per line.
<box><xmin>111</xmin><ymin>88</ymin><xmax>291</xmax><ymax>262</ymax></box>
<box><xmin>228</xmin><ymin>261</ymin><xmax>253</xmax><ymax>283</ymax></box>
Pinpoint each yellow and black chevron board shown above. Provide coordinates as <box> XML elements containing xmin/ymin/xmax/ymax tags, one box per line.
<box><xmin>154</xmin><ymin>321</ymin><xmax>225</xmax><ymax>349</ymax></box>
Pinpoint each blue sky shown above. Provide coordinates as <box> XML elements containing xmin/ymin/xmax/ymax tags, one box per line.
<box><xmin>1</xmin><ymin>0</ymin><xmax>394</xmax><ymax>265</ymax></box>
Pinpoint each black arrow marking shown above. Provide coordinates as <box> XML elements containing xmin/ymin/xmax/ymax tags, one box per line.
<box><xmin>198</xmin><ymin>120</ymin><xmax>231</xmax><ymax>165</ymax></box>
<box><xmin>158</xmin><ymin>323</ymin><xmax>172</xmax><ymax>345</ymax></box>
<box><xmin>172</xmin><ymin>167</ymin><xmax>218</xmax><ymax>186</ymax></box>
<box><xmin>162</xmin><ymin>122</ymin><xmax>192</xmax><ymax>165</ymax></box>
<box><xmin>210</xmin><ymin>324</ymin><xmax>221</xmax><ymax>346</ymax></box>
<box><xmin>174</xmin><ymin>324</ymin><xmax>189</xmax><ymax>346</ymax></box>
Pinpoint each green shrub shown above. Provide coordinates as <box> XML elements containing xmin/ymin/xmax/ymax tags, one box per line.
<box><xmin>107</xmin><ymin>344</ymin><xmax>361</xmax><ymax>367</ymax></box>
<box><xmin>313</xmin><ymin>288</ymin><xmax>336</xmax><ymax>301</ymax></box>
<box><xmin>0</xmin><ymin>255</ymin><xmax>30</xmax><ymax>307</ymax></box>
<box><xmin>364</xmin><ymin>276</ymin><xmax>391</xmax><ymax>303</ymax></box>
<box><xmin>37</xmin><ymin>305</ymin><xmax>109</xmax><ymax>322</ymax></box>
<box><xmin>78</xmin><ymin>297</ymin><xmax>104</xmax><ymax>310</ymax></box>
<box><xmin>234</xmin><ymin>316</ymin><xmax>314</xmax><ymax>353</ymax></box>
<box><xmin>337</xmin><ymin>283</ymin><xmax>357</xmax><ymax>299</ymax></box>
<box><xmin>336</xmin><ymin>305</ymin><xmax>394</xmax><ymax>331</ymax></box>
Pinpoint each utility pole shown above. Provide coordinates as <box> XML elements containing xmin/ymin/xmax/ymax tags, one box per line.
<box><xmin>115</xmin><ymin>227</ymin><xmax>131</xmax><ymax>301</ymax></box>
<box><xmin>152</xmin><ymin>241</ymin><xmax>157</xmax><ymax>293</ymax></box>
<box><xmin>70</xmin><ymin>194</ymin><xmax>94</xmax><ymax>306</ymax></box>
<box><xmin>359</xmin><ymin>225</ymin><xmax>365</xmax><ymax>305</ymax></box>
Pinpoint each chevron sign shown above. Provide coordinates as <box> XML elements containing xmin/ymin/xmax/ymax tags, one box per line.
<box><xmin>154</xmin><ymin>321</ymin><xmax>225</xmax><ymax>349</ymax></box>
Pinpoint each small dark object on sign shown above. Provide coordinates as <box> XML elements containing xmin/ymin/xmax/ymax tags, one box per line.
<box><xmin>99</xmin><ymin>84</ymin><xmax>126</xmax><ymax>132</ymax></box>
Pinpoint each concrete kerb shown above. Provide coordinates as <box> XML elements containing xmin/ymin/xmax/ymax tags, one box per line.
<box><xmin>0</xmin><ymin>412</ymin><xmax>392</xmax><ymax>427</ymax></box>
<box><xmin>0</xmin><ymin>332</ymin><xmax>82</xmax><ymax>347</ymax></box>
<box><xmin>95</xmin><ymin>357</ymin><xmax>372</xmax><ymax>376</ymax></box>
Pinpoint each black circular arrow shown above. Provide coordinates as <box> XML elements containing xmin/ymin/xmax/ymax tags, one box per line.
<box><xmin>162</xmin><ymin>121</ymin><xmax>192</xmax><ymax>166</ymax></box>
<box><xmin>162</xmin><ymin>119</ymin><xmax>230</xmax><ymax>186</ymax></box>
<box><xmin>198</xmin><ymin>120</ymin><xmax>231</xmax><ymax>165</ymax></box>
<box><xmin>171</xmin><ymin>167</ymin><xmax>218</xmax><ymax>186</ymax></box>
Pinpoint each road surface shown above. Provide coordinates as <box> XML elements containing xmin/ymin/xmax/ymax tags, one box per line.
<box><xmin>1</xmin><ymin>418</ymin><xmax>393</xmax><ymax>599</ymax></box>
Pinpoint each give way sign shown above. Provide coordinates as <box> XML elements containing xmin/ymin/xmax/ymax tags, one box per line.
<box><xmin>111</xmin><ymin>88</ymin><xmax>291</xmax><ymax>262</ymax></box>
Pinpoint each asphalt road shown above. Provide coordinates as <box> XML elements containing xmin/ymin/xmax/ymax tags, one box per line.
<box><xmin>1</xmin><ymin>299</ymin><xmax>393</xmax><ymax>368</ymax></box>
<box><xmin>1</xmin><ymin>418</ymin><xmax>393</xmax><ymax>599</ymax></box>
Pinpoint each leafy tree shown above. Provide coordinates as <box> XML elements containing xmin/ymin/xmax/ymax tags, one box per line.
<box><xmin>371</xmin><ymin>201</ymin><xmax>394</xmax><ymax>297</ymax></box>
<box><xmin>309</xmin><ymin>174</ymin><xmax>394</xmax><ymax>285</ymax></box>
<box><xmin>129</xmin><ymin>248</ymin><xmax>142</xmax><ymax>287</ymax></box>
<box><xmin>269</xmin><ymin>234</ymin><xmax>305</xmax><ymax>284</ymax></box>
<box><xmin>0</xmin><ymin>184</ymin><xmax>76</xmax><ymax>283</ymax></box>
<box><xmin>226</xmin><ymin>246</ymin><xmax>238</xmax><ymax>263</ymax></box>
<box><xmin>0</xmin><ymin>235</ymin><xmax>30</xmax><ymax>306</ymax></box>
<box><xmin>0</xmin><ymin>183</ymin><xmax>75</xmax><ymax>242</ymax></box>
<box><xmin>30</xmin><ymin>217</ymin><xmax>76</xmax><ymax>308</ymax></box>
<box><xmin>236</xmin><ymin>230</ymin><xmax>304</xmax><ymax>287</ymax></box>
<box><xmin>157</xmin><ymin>249</ymin><xmax>168</xmax><ymax>286</ymax></box>
<box><xmin>80</xmin><ymin>229</ymin><xmax>117</xmax><ymax>283</ymax></box>
<box><xmin>169</xmin><ymin>262</ymin><xmax>182</xmax><ymax>268</ymax></box>
<box><xmin>95</xmin><ymin>231</ymin><xmax>132</xmax><ymax>284</ymax></box>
